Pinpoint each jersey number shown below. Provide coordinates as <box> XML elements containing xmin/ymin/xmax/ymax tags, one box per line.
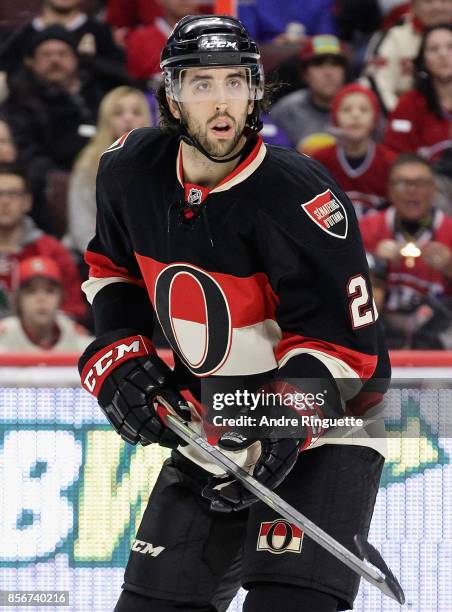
<box><xmin>347</xmin><ymin>275</ymin><xmax>377</xmax><ymax>329</ymax></box>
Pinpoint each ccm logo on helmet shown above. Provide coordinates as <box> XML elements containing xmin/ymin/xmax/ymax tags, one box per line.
<box><xmin>200</xmin><ymin>39</ymin><xmax>239</xmax><ymax>50</ymax></box>
<box><xmin>81</xmin><ymin>336</ymin><xmax>155</xmax><ymax>396</ymax></box>
<box><xmin>257</xmin><ymin>520</ymin><xmax>304</xmax><ymax>554</ymax></box>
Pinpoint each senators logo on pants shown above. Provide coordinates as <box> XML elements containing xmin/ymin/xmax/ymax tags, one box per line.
<box><xmin>257</xmin><ymin>520</ymin><xmax>303</xmax><ymax>554</ymax></box>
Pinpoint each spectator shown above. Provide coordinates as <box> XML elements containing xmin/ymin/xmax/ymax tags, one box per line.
<box><xmin>125</xmin><ymin>0</ymin><xmax>203</xmax><ymax>81</ymax></box>
<box><xmin>0</xmin><ymin>0</ymin><xmax>127</xmax><ymax>93</ymax></box>
<box><xmin>3</xmin><ymin>26</ymin><xmax>103</xmax><ymax>232</ymax></box>
<box><xmin>68</xmin><ymin>86</ymin><xmax>152</xmax><ymax>254</ymax></box>
<box><xmin>364</xmin><ymin>0</ymin><xmax>452</xmax><ymax>113</ymax></box>
<box><xmin>271</xmin><ymin>35</ymin><xmax>348</xmax><ymax>153</ymax></box>
<box><xmin>0</xmin><ymin>256</ymin><xmax>92</xmax><ymax>352</ymax></box>
<box><xmin>312</xmin><ymin>83</ymin><xmax>396</xmax><ymax>218</ymax></box>
<box><xmin>0</xmin><ymin>115</ymin><xmax>17</xmax><ymax>164</ymax></box>
<box><xmin>384</xmin><ymin>24</ymin><xmax>452</xmax><ymax>161</ymax></box>
<box><xmin>238</xmin><ymin>0</ymin><xmax>337</xmax><ymax>44</ymax></box>
<box><xmin>360</xmin><ymin>153</ymin><xmax>452</xmax><ymax>348</ymax></box>
<box><xmin>0</xmin><ymin>166</ymin><xmax>85</xmax><ymax>322</ymax></box>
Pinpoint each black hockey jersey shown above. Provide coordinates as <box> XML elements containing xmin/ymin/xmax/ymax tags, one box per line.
<box><xmin>83</xmin><ymin>128</ymin><xmax>389</xmax><ymax>454</ymax></box>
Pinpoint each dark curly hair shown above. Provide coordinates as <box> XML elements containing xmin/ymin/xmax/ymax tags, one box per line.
<box><xmin>156</xmin><ymin>77</ymin><xmax>281</xmax><ymax>134</ymax></box>
<box><xmin>414</xmin><ymin>23</ymin><xmax>452</xmax><ymax>118</ymax></box>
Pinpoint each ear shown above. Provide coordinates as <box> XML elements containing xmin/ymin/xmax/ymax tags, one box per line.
<box><xmin>167</xmin><ymin>95</ymin><xmax>181</xmax><ymax>120</ymax></box>
<box><xmin>247</xmin><ymin>99</ymin><xmax>255</xmax><ymax>115</ymax></box>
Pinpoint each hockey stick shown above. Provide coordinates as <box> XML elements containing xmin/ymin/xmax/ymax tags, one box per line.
<box><xmin>161</xmin><ymin>410</ymin><xmax>405</xmax><ymax>605</ymax></box>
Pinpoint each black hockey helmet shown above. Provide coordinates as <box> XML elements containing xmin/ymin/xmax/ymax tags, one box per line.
<box><xmin>160</xmin><ymin>15</ymin><xmax>265</xmax><ymax>102</ymax></box>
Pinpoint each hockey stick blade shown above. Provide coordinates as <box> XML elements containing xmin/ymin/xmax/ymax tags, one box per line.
<box><xmin>354</xmin><ymin>535</ymin><xmax>405</xmax><ymax>605</ymax></box>
<box><xmin>161</xmin><ymin>410</ymin><xmax>406</xmax><ymax>604</ymax></box>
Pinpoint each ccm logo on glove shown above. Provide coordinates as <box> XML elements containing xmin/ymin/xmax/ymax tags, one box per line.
<box><xmin>81</xmin><ymin>335</ymin><xmax>155</xmax><ymax>396</ymax></box>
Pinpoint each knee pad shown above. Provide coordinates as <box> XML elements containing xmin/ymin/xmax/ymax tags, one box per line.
<box><xmin>114</xmin><ymin>589</ymin><xmax>215</xmax><ymax>612</ymax></box>
<box><xmin>243</xmin><ymin>583</ymin><xmax>339</xmax><ymax>612</ymax></box>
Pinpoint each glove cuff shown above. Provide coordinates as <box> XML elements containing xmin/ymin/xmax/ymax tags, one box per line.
<box><xmin>80</xmin><ymin>332</ymin><xmax>155</xmax><ymax>398</ymax></box>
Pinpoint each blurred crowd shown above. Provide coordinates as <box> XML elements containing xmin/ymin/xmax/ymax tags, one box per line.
<box><xmin>0</xmin><ymin>0</ymin><xmax>452</xmax><ymax>352</ymax></box>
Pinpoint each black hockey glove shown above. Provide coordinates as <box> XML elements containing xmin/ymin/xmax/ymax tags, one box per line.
<box><xmin>79</xmin><ymin>329</ymin><xmax>191</xmax><ymax>448</ymax></box>
<box><xmin>202</xmin><ymin>434</ymin><xmax>301</xmax><ymax>513</ymax></box>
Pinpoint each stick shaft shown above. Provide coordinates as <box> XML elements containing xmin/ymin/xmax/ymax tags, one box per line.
<box><xmin>165</xmin><ymin>415</ymin><xmax>389</xmax><ymax>591</ymax></box>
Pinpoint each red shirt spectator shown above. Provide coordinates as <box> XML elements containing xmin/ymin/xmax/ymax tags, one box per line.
<box><xmin>314</xmin><ymin>142</ymin><xmax>396</xmax><ymax>217</ymax></box>
<box><xmin>126</xmin><ymin>19</ymin><xmax>170</xmax><ymax>79</ymax></box>
<box><xmin>312</xmin><ymin>83</ymin><xmax>395</xmax><ymax>218</ymax></box>
<box><xmin>360</xmin><ymin>206</ymin><xmax>452</xmax><ymax>310</ymax></box>
<box><xmin>106</xmin><ymin>0</ymin><xmax>162</xmax><ymax>29</ymax></box>
<box><xmin>384</xmin><ymin>89</ymin><xmax>452</xmax><ymax>160</ymax></box>
<box><xmin>125</xmin><ymin>0</ymin><xmax>206</xmax><ymax>80</ymax></box>
<box><xmin>0</xmin><ymin>167</ymin><xmax>85</xmax><ymax>321</ymax></box>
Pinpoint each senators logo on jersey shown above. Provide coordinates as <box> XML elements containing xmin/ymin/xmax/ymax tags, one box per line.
<box><xmin>257</xmin><ymin>520</ymin><xmax>303</xmax><ymax>554</ymax></box>
<box><xmin>301</xmin><ymin>189</ymin><xmax>348</xmax><ymax>239</ymax></box>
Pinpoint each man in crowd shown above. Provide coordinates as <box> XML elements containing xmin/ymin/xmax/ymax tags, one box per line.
<box><xmin>360</xmin><ymin>153</ymin><xmax>452</xmax><ymax>348</ymax></box>
<box><xmin>3</xmin><ymin>25</ymin><xmax>103</xmax><ymax>231</ymax></box>
<box><xmin>0</xmin><ymin>0</ymin><xmax>126</xmax><ymax>93</ymax></box>
<box><xmin>271</xmin><ymin>35</ymin><xmax>348</xmax><ymax>153</ymax></box>
<box><xmin>0</xmin><ymin>166</ymin><xmax>85</xmax><ymax>321</ymax></box>
<box><xmin>0</xmin><ymin>256</ymin><xmax>92</xmax><ymax>352</ymax></box>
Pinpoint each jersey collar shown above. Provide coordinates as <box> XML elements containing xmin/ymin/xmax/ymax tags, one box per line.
<box><xmin>176</xmin><ymin>136</ymin><xmax>267</xmax><ymax>204</ymax></box>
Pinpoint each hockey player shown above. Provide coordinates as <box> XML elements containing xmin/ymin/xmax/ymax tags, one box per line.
<box><xmin>78</xmin><ymin>15</ymin><xmax>390</xmax><ymax>612</ymax></box>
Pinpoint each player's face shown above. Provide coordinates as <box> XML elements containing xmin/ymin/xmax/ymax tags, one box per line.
<box><xmin>19</xmin><ymin>279</ymin><xmax>62</xmax><ymax>328</ymax></box>
<box><xmin>336</xmin><ymin>93</ymin><xmax>375</xmax><ymax>142</ymax></box>
<box><xmin>169</xmin><ymin>67</ymin><xmax>254</xmax><ymax>158</ymax></box>
<box><xmin>109</xmin><ymin>94</ymin><xmax>150</xmax><ymax>139</ymax></box>
<box><xmin>389</xmin><ymin>163</ymin><xmax>435</xmax><ymax>221</ymax></box>
<box><xmin>304</xmin><ymin>59</ymin><xmax>346</xmax><ymax>103</ymax></box>
<box><xmin>423</xmin><ymin>28</ymin><xmax>452</xmax><ymax>82</ymax></box>
<box><xmin>414</xmin><ymin>0</ymin><xmax>452</xmax><ymax>27</ymax></box>
<box><xmin>30</xmin><ymin>40</ymin><xmax>78</xmax><ymax>86</ymax></box>
<box><xmin>0</xmin><ymin>174</ymin><xmax>31</xmax><ymax>230</ymax></box>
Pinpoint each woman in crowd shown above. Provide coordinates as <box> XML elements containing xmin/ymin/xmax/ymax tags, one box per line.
<box><xmin>384</xmin><ymin>23</ymin><xmax>452</xmax><ymax>161</ymax></box>
<box><xmin>67</xmin><ymin>86</ymin><xmax>151</xmax><ymax>255</ymax></box>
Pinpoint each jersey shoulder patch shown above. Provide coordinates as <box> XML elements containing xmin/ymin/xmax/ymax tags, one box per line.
<box><xmin>301</xmin><ymin>188</ymin><xmax>348</xmax><ymax>239</ymax></box>
<box><xmin>258</xmin><ymin>147</ymin><xmax>358</xmax><ymax>247</ymax></box>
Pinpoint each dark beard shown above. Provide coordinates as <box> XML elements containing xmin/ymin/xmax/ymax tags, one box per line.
<box><xmin>180</xmin><ymin>107</ymin><xmax>247</xmax><ymax>159</ymax></box>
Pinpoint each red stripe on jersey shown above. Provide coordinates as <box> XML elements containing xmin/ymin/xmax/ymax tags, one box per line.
<box><xmin>135</xmin><ymin>252</ymin><xmax>279</xmax><ymax>327</ymax></box>
<box><xmin>276</xmin><ymin>332</ymin><xmax>377</xmax><ymax>380</ymax></box>
<box><xmin>85</xmin><ymin>250</ymin><xmax>145</xmax><ymax>287</ymax></box>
